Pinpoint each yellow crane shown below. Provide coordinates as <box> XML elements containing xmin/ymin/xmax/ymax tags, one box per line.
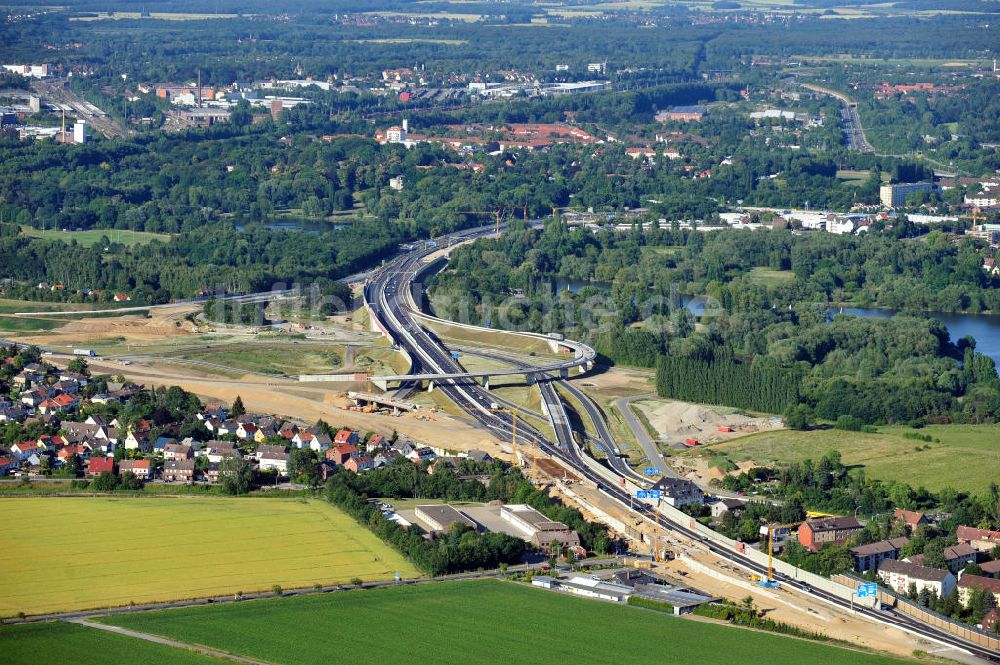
<box><xmin>757</xmin><ymin>521</ymin><xmax>802</xmax><ymax>588</ymax></box>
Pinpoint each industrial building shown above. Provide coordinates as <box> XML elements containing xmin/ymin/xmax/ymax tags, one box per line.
<box><xmin>499</xmin><ymin>504</ymin><xmax>581</xmax><ymax>553</ymax></box>
<box><xmin>413</xmin><ymin>504</ymin><xmax>478</xmax><ymax>533</ymax></box>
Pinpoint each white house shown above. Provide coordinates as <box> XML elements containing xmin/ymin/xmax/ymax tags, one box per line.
<box><xmin>878</xmin><ymin>559</ymin><xmax>956</xmax><ymax>598</ymax></box>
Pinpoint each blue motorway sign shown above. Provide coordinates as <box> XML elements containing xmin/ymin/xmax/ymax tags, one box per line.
<box><xmin>856</xmin><ymin>583</ymin><xmax>878</xmax><ymax>598</ymax></box>
<box><xmin>636</xmin><ymin>490</ymin><xmax>649</xmax><ymax>499</ymax></box>
<box><xmin>644</xmin><ymin>467</ymin><xmax>661</xmax><ymax>476</ymax></box>
<box><xmin>649</xmin><ymin>489</ymin><xmax>661</xmax><ymax>499</ymax></box>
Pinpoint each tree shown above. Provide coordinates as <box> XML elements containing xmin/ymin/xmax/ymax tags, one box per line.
<box><xmin>231</xmin><ymin>395</ymin><xmax>246</xmax><ymax>419</ymax></box>
<box><xmin>67</xmin><ymin>357</ymin><xmax>89</xmax><ymax>375</ymax></box>
<box><xmin>289</xmin><ymin>448</ymin><xmax>320</xmax><ymax>486</ymax></box>
<box><xmin>91</xmin><ymin>471</ymin><xmax>119</xmax><ymax>491</ymax></box>
<box><xmin>219</xmin><ymin>455</ymin><xmax>254</xmax><ymax>495</ymax></box>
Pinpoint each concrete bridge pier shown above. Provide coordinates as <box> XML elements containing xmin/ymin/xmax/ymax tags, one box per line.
<box><xmin>559</xmin><ymin>367</ymin><xmax>569</xmax><ymax>379</ymax></box>
<box><xmin>481</xmin><ymin>375</ymin><xmax>491</xmax><ymax>390</ymax></box>
<box><xmin>425</xmin><ymin>380</ymin><xmax>435</xmax><ymax>393</ymax></box>
<box><xmin>525</xmin><ymin>374</ymin><xmax>536</xmax><ymax>386</ymax></box>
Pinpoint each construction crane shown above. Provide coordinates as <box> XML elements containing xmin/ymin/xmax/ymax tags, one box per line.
<box><xmin>756</xmin><ymin>521</ymin><xmax>802</xmax><ymax>588</ymax></box>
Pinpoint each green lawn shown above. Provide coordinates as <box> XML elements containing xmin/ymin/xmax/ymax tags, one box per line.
<box><xmin>0</xmin><ymin>622</ymin><xmax>222</xmax><ymax>665</ymax></box>
<box><xmin>747</xmin><ymin>267</ymin><xmax>796</xmax><ymax>285</ymax></box>
<box><xmin>100</xmin><ymin>579</ymin><xmax>911</xmax><ymax>665</ymax></box>
<box><xmin>683</xmin><ymin>424</ymin><xmax>1000</xmax><ymax>493</ymax></box>
<box><xmin>17</xmin><ymin>225</ymin><xmax>170</xmax><ymax>247</ymax></box>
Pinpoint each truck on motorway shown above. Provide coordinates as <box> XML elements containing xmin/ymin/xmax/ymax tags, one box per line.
<box><xmin>72</xmin><ymin>349</ymin><xmax>96</xmax><ymax>357</ymax></box>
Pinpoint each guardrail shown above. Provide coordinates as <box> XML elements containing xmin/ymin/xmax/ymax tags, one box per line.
<box><xmin>833</xmin><ymin>573</ymin><xmax>1000</xmax><ymax>653</ymax></box>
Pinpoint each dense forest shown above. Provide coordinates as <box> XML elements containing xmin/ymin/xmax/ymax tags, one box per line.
<box><xmin>429</xmin><ymin>221</ymin><xmax>1000</xmax><ymax>424</ymax></box>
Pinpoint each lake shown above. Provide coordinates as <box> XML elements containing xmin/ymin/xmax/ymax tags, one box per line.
<box><xmin>832</xmin><ymin>307</ymin><xmax>1000</xmax><ymax>366</ymax></box>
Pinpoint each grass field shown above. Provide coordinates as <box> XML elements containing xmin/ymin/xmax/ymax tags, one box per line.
<box><xmin>16</xmin><ymin>225</ymin><xmax>170</xmax><ymax>247</ymax></box>
<box><xmin>0</xmin><ymin>316</ymin><xmax>60</xmax><ymax>332</ymax></box>
<box><xmin>682</xmin><ymin>424</ymin><xmax>1000</xmax><ymax>493</ymax></box>
<box><xmin>0</xmin><ymin>622</ymin><xmax>222</xmax><ymax>665</ymax></box>
<box><xmin>0</xmin><ymin>497</ymin><xmax>418</xmax><ymax>616</ymax></box>
<box><xmin>174</xmin><ymin>345</ymin><xmax>344</xmax><ymax>375</ymax></box>
<box><xmin>99</xmin><ymin>579</ymin><xmax>910</xmax><ymax>665</ymax></box>
<box><xmin>746</xmin><ymin>267</ymin><xmax>796</xmax><ymax>286</ymax></box>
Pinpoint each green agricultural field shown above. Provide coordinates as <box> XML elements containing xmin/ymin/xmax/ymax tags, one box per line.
<box><xmin>0</xmin><ymin>622</ymin><xmax>222</xmax><ymax>665</ymax></box>
<box><xmin>683</xmin><ymin>424</ymin><xmax>1000</xmax><ymax>493</ymax></box>
<box><xmin>0</xmin><ymin>497</ymin><xmax>418</xmax><ymax>616</ymax></box>
<box><xmin>100</xmin><ymin>579</ymin><xmax>910</xmax><ymax>665</ymax></box>
<box><xmin>17</xmin><ymin>225</ymin><xmax>170</xmax><ymax>247</ymax></box>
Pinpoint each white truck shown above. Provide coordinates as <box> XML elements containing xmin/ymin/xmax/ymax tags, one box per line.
<box><xmin>72</xmin><ymin>349</ymin><xmax>96</xmax><ymax>357</ymax></box>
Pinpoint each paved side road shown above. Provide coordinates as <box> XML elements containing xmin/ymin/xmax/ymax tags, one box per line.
<box><xmin>68</xmin><ymin>618</ymin><xmax>274</xmax><ymax>665</ymax></box>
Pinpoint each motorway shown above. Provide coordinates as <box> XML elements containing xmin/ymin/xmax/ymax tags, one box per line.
<box><xmin>800</xmin><ymin>83</ymin><xmax>873</xmax><ymax>153</ymax></box>
<box><xmin>365</xmin><ymin>232</ymin><xmax>1000</xmax><ymax>663</ymax></box>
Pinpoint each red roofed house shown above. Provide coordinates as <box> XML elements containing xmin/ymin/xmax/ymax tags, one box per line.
<box><xmin>87</xmin><ymin>456</ymin><xmax>115</xmax><ymax>477</ymax></box>
<box><xmin>11</xmin><ymin>441</ymin><xmax>40</xmax><ymax>460</ymax></box>
<box><xmin>57</xmin><ymin>444</ymin><xmax>88</xmax><ymax>463</ymax></box>
<box><xmin>0</xmin><ymin>456</ymin><xmax>18</xmax><ymax>475</ymax></box>
<box><xmin>981</xmin><ymin>608</ymin><xmax>1000</xmax><ymax>633</ymax></box>
<box><xmin>957</xmin><ymin>525</ymin><xmax>1000</xmax><ymax>553</ymax></box>
<box><xmin>38</xmin><ymin>393</ymin><xmax>78</xmax><ymax>414</ymax></box>
<box><xmin>334</xmin><ymin>429</ymin><xmax>359</xmax><ymax>446</ymax></box>
<box><xmin>119</xmin><ymin>458</ymin><xmax>152</xmax><ymax>480</ymax></box>
<box><xmin>893</xmin><ymin>509</ymin><xmax>929</xmax><ymax>533</ymax></box>
<box><xmin>798</xmin><ymin>516</ymin><xmax>863</xmax><ymax>552</ymax></box>
<box><xmin>113</xmin><ymin>293</ymin><xmax>131</xmax><ymax>302</ymax></box>
<box><xmin>326</xmin><ymin>443</ymin><xmax>358</xmax><ymax>465</ymax></box>
<box><xmin>366</xmin><ymin>433</ymin><xmax>386</xmax><ymax>450</ymax></box>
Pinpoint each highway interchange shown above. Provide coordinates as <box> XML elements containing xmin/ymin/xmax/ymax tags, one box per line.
<box><xmin>364</xmin><ymin>227</ymin><xmax>1000</xmax><ymax>663</ymax></box>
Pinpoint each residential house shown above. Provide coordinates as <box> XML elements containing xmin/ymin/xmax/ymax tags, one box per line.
<box><xmin>236</xmin><ymin>422</ymin><xmax>258</xmax><ymax>440</ymax></box>
<box><xmin>255</xmin><ymin>444</ymin><xmax>288</xmax><ymax>460</ymax></box>
<box><xmin>797</xmin><ymin>517</ymin><xmax>863</xmax><ymax>552</ymax></box>
<box><xmin>292</xmin><ymin>430</ymin><xmax>333</xmax><ymax>452</ymax></box>
<box><xmin>36</xmin><ymin>435</ymin><xmax>68</xmax><ymax>451</ymax></box>
<box><xmin>205</xmin><ymin>441</ymin><xmax>238</xmax><ymax>463</ymax></box>
<box><xmin>162</xmin><ymin>459</ymin><xmax>196</xmax><ymax>482</ymax></box>
<box><xmin>153</xmin><ymin>437</ymin><xmax>176</xmax><ymax>454</ymax></box>
<box><xmin>124</xmin><ymin>430</ymin><xmax>150</xmax><ymax>452</ymax></box>
<box><xmin>0</xmin><ymin>456</ymin><xmax>17</xmax><ymax>475</ymax></box>
<box><xmin>203</xmin><ymin>463</ymin><xmax>221</xmax><ymax>483</ymax></box>
<box><xmin>20</xmin><ymin>388</ymin><xmax>51</xmax><ymax>408</ymax></box>
<box><xmin>86</xmin><ymin>456</ymin><xmax>115</xmax><ymax>477</ymax></box>
<box><xmin>333</xmin><ymin>429</ymin><xmax>359</xmax><ymax>447</ymax></box>
<box><xmin>62</xmin><ymin>421</ymin><xmax>100</xmax><ymax>443</ymax></box>
<box><xmin>38</xmin><ymin>393</ymin><xmax>77</xmax><ymax>414</ymax></box>
<box><xmin>366</xmin><ymin>433</ymin><xmax>387</xmax><ymax>451</ymax></box>
<box><xmin>850</xmin><ymin>537</ymin><xmax>909</xmax><ymax>573</ymax></box>
<box><xmin>326</xmin><ymin>443</ymin><xmax>358</xmax><ymax>465</ymax></box>
<box><xmin>957</xmin><ymin>574</ymin><xmax>1000</xmax><ymax>606</ymax></box>
<box><xmin>57</xmin><ymin>444</ymin><xmax>88</xmax><ymax>464</ymax></box>
<box><xmin>651</xmin><ymin>477</ymin><xmax>704</xmax><ymax>508</ymax></box>
<box><xmin>711</xmin><ymin>498</ymin><xmax>746</xmax><ymax>519</ymax></box>
<box><xmin>878</xmin><ymin>559</ymin><xmax>956</xmax><ymax>598</ymax></box>
<box><xmin>466</xmin><ymin>449</ymin><xmax>492</xmax><ymax>463</ymax></box>
<box><xmin>407</xmin><ymin>447</ymin><xmax>436</xmax><ymax>463</ymax></box>
<box><xmin>10</xmin><ymin>441</ymin><xmax>40</xmax><ymax>460</ymax></box>
<box><xmin>893</xmin><ymin>509</ymin><xmax>929</xmax><ymax>533</ymax></box>
<box><xmin>374</xmin><ymin>449</ymin><xmax>403</xmax><ymax>467</ymax></box>
<box><xmin>905</xmin><ymin>544</ymin><xmax>979</xmax><ymax>574</ymax></box>
<box><xmin>957</xmin><ymin>526</ymin><xmax>1000</xmax><ymax>553</ymax></box>
<box><xmin>980</xmin><ymin>607</ymin><xmax>1000</xmax><ymax>632</ymax></box>
<box><xmin>343</xmin><ymin>455</ymin><xmax>374</xmax><ymax>474</ymax></box>
<box><xmin>0</xmin><ymin>403</ymin><xmax>27</xmax><ymax>422</ymax></box>
<box><xmin>391</xmin><ymin>440</ymin><xmax>415</xmax><ymax>457</ymax></box>
<box><xmin>979</xmin><ymin>560</ymin><xmax>1000</xmax><ymax>578</ymax></box>
<box><xmin>119</xmin><ymin>459</ymin><xmax>152</xmax><ymax>480</ymax></box>
<box><xmin>163</xmin><ymin>443</ymin><xmax>193</xmax><ymax>461</ymax></box>
<box><xmin>259</xmin><ymin>450</ymin><xmax>289</xmax><ymax>474</ymax></box>
<box><xmin>214</xmin><ymin>419</ymin><xmax>238</xmax><ymax>437</ymax></box>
